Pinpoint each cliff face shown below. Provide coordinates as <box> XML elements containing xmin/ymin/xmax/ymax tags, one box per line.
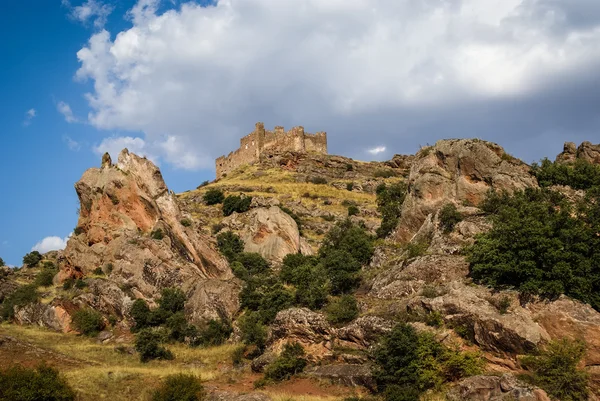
<box><xmin>59</xmin><ymin>150</ymin><xmax>238</xmax><ymax>324</ymax></box>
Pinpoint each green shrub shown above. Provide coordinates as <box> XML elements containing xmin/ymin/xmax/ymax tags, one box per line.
<box><xmin>469</xmin><ymin>188</ymin><xmax>600</xmax><ymax>310</ymax></box>
<box><xmin>439</xmin><ymin>204</ymin><xmax>462</xmax><ymax>233</ymax></box>
<box><xmin>23</xmin><ymin>251</ymin><xmax>42</xmax><ymax>267</ymax></box>
<box><xmin>158</xmin><ymin>288</ymin><xmax>186</xmax><ymax>314</ymax></box>
<box><xmin>326</xmin><ymin>295</ymin><xmax>359</xmax><ymax>325</ymax></box>
<box><xmin>92</xmin><ymin>267</ymin><xmax>105</xmax><ymax>276</ymax></box>
<box><xmin>62</xmin><ymin>279</ymin><xmax>74</xmax><ymax>290</ymax></box>
<box><xmin>0</xmin><ymin>363</ymin><xmax>76</xmax><ymax>401</ymax></box>
<box><xmin>105</xmin><ymin>263</ymin><xmax>114</xmax><ymax>274</ymax></box>
<box><xmin>320</xmin><ymin>219</ymin><xmax>374</xmax><ymax>265</ymax></box>
<box><xmin>321</xmin><ymin>214</ymin><xmax>335</xmax><ymax>222</ymax></box>
<box><xmin>198</xmin><ymin>180</ymin><xmax>210</xmax><ymax>188</ymax></box>
<box><xmin>348</xmin><ymin>205</ymin><xmax>359</xmax><ymax>216</ymax></box>
<box><xmin>203</xmin><ymin>188</ymin><xmax>225</xmax><ymax>205</ymax></box>
<box><xmin>420</xmin><ymin>285</ymin><xmax>439</xmax><ymax>299</ymax></box>
<box><xmin>216</xmin><ymin>231</ymin><xmax>245</xmax><ymax>262</ymax></box>
<box><xmin>374</xmin><ymin>170</ymin><xmax>395</xmax><ymax>178</ymax></box>
<box><xmin>35</xmin><ymin>268</ymin><xmax>57</xmax><ymax>287</ymax></box>
<box><xmin>74</xmin><ymin>279</ymin><xmax>87</xmax><ymax>289</ymax></box>
<box><xmin>373</xmin><ymin>323</ymin><xmax>483</xmax><ymax>400</ymax></box>
<box><xmin>180</xmin><ymin>218</ymin><xmax>192</xmax><ymax>227</ymax></box>
<box><xmin>238</xmin><ymin>312</ymin><xmax>268</xmax><ymax>349</ymax></box>
<box><xmin>151</xmin><ymin>229</ymin><xmax>165</xmax><ymax>240</ymax></box>
<box><xmin>263</xmin><ymin>342</ymin><xmax>307</xmax><ymax>382</ymax></box>
<box><xmin>232</xmin><ymin>345</ymin><xmax>246</xmax><ymax>367</ymax></box>
<box><xmin>0</xmin><ymin>284</ymin><xmax>39</xmax><ymax>320</ymax></box>
<box><xmin>73</xmin><ymin>226</ymin><xmax>85</xmax><ymax>235</ymax></box>
<box><xmin>192</xmin><ymin>318</ymin><xmax>233</xmax><ymax>347</ymax></box>
<box><xmin>346</xmin><ymin>163</ymin><xmax>354</xmax><ymax>171</ymax></box>
<box><xmin>211</xmin><ymin>223</ymin><xmax>225</xmax><ymax>234</ymax></box>
<box><xmin>497</xmin><ymin>296</ymin><xmax>511</xmax><ymax>314</ymax></box>
<box><xmin>236</xmin><ymin>253</ymin><xmax>270</xmax><ymax>276</ymax></box>
<box><xmin>165</xmin><ymin>312</ymin><xmax>191</xmax><ymax>342</ymax></box>
<box><xmin>346</xmin><ymin>182</ymin><xmax>354</xmax><ymax>191</ymax></box>
<box><xmin>522</xmin><ymin>339</ymin><xmax>589</xmax><ymax>401</ymax></box>
<box><xmin>152</xmin><ymin>374</ymin><xmax>205</xmax><ymax>401</ymax></box>
<box><xmin>376</xmin><ymin>183</ymin><xmax>407</xmax><ymax>238</ymax></box>
<box><xmin>321</xmin><ymin>249</ymin><xmax>362</xmax><ymax>295</ymax></box>
<box><xmin>280</xmin><ymin>254</ymin><xmax>317</xmax><ymax>285</ymax></box>
<box><xmin>532</xmin><ymin>158</ymin><xmax>600</xmax><ymax>190</ymax></box>
<box><xmin>425</xmin><ymin>311</ymin><xmax>444</xmax><ymax>328</ymax></box>
<box><xmin>222</xmin><ymin>195</ymin><xmax>252</xmax><ymax>216</ymax></box>
<box><xmin>135</xmin><ymin>329</ymin><xmax>174</xmax><ymax>363</ymax></box>
<box><xmin>309</xmin><ymin>176</ymin><xmax>327</xmax><ymax>185</ymax></box>
<box><xmin>0</xmin><ymin>257</ymin><xmax>4</xmax><ymax>267</ymax></box>
<box><xmin>130</xmin><ymin>299</ymin><xmax>152</xmax><ymax>332</ymax></box>
<box><xmin>405</xmin><ymin>241</ymin><xmax>428</xmax><ymax>259</ymax></box>
<box><xmin>71</xmin><ymin>309</ymin><xmax>105</xmax><ymax>336</ymax></box>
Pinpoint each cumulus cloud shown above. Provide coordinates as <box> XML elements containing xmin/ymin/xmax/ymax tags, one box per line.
<box><xmin>63</xmin><ymin>0</ymin><xmax>113</xmax><ymax>28</ymax></box>
<box><xmin>32</xmin><ymin>235</ymin><xmax>71</xmax><ymax>254</ymax></box>
<box><xmin>57</xmin><ymin>101</ymin><xmax>78</xmax><ymax>123</ymax></box>
<box><xmin>23</xmin><ymin>108</ymin><xmax>36</xmax><ymax>126</ymax></box>
<box><xmin>368</xmin><ymin>146</ymin><xmax>387</xmax><ymax>155</ymax></box>
<box><xmin>93</xmin><ymin>135</ymin><xmax>157</xmax><ymax>163</ymax></box>
<box><xmin>74</xmin><ymin>0</ymin><xmax>600</xmax><ymax>169</ymax></box>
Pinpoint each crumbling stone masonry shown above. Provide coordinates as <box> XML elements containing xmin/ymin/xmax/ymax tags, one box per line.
<box><xmin>215</xmin><ymin>122</ymin><xmax>328</xmax><ymax>179</ymax></box>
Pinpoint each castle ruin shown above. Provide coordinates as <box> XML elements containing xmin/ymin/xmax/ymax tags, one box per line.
<box><xmin>215</xmin><ymin>122</ymin><xmax>328</xmax><ymax>179</ymax></box>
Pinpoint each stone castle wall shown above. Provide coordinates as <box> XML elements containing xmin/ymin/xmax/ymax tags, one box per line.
<box><xmin>216</xmin><ymin>123</ymin><xmax>327</xmax><ymax>179</ymax></box>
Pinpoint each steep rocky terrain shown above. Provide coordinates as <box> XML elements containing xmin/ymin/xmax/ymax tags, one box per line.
<box><xmin>2</xmin><ymin>139</ymin><xmax>600</xmax><ymax>401</ymax></box>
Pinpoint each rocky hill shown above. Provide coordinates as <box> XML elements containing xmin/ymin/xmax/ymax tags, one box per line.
<box><xmin>1</xmin><ymin>139</ymin><xmax>600</xmax><ymax>401</ymax></box>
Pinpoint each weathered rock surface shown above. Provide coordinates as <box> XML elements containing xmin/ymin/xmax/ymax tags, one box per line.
<box><xmin>396</xmin><ymin>139</ymin><xmax>537</xmax><ymax>242</ymax></box>
<box><xmin>13</xmin><ymin>301</ymin><xmax>75</xmax><ymax>333</ymax></box>
<box><xmin>447</xmin><ymin>374</ymin><xmax>550</xmax><ymax>401</ymax></box>
<box><xmin>207</xmin><ymin>391</ymin><xmax>272</xmax><ymax>401</ymax></box>
<box><xmin>269</xmin><ymin>308</ymin><xmax>334</xmax><ymax>359</ymax></box>
<box><xmin>305</xmin><ymin>364</ymin><xmax>375</xmax><ymax>390</ymax></box>
<box><xmin>222</xmin><ymin>206</ymin><xmax>313</xmax><ymax>265</ymax></box>
<box><xmin>250</xmin><ymin>351</ymin><xmax>277</xmax><ymax>373</ymax></box>
<box><xmin>556</xmin><ymin>141</ymin><xmax>600</xmax><ymax>165</ymax></box>
<box><xmin>336</xmin><ymin>316</ymin><xmax>394</xmax><ymax>348</ymax></box>
<box><xmin>409</xmin><ymin>282</ymin><xmax>549</xmax><ymax>354</ymax></box>
<box><xmin>57</xmin><ymin>150</ymin><xmax>238</xmax><ymax>325</ymax></box>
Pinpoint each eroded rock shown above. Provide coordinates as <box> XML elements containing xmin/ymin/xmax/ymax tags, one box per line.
<box><xmin>447</xmin><ymin>374</ymin><xmax>550</xmax><ymax>401</ymax></box>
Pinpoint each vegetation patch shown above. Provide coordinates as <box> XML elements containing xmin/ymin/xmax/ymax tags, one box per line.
<box><xmin>151</xmin><ymin>374</ymin><xmax>205</xmax><ymax>401</ymax></box>
<box><xmin>439</xmin><ymin>203</ymin><xmax>462</xmax><ymax>233</ymax></box>
<box><xmin>0</xmin><ymin>363</ymin><xmax>76</xmax><ymax>401</ymax></box>
<box><xmin>376</xmin><ymin>182</ymin><xmax>407</xmax><ymax>238</ymax></box>
<box><xmin>71</xmin><ymin>309</ymin><xmax>105</xmax><ymax>337</ymax></box>
<box><xmin>203</xmin><ymin>188</ymin><xmax>225</xmax><ymax>205</ymax></box>
<box><xmin>222</xmin><ymin>195</ymin><xmax>252</xmax><ymax>216</ymax></box>
<box><xmin>532</xmin><ymin>158</ymin><xmax>600</xmax><ymax>190</ymax></box>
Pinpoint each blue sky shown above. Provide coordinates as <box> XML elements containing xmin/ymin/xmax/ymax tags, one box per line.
<box><xmin>1</xmin><ymin>0</ymin><xmax>600</xmax><ymax>266</ymax></box>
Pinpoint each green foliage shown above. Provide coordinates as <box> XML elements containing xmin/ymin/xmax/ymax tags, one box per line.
<box><xmin>151</xmin><ymin>229</ymin><xmax>165</xmax><ymax>240</ymax></box>
<box><xmin>320</xmin><ymin>219</ymin><xmax>374</xmax><ymax>265</ymax></box>
<box><xmin>280</xmin><ymin>254</ymin><xmax>328</xmax><ymax>310</ymax></box>
<box><xmin>191</xmin><ymin>318</ymin><xmax>233</xmax><ymax>347</ymax></box>
<box><xmin>35</xmin><ymin>268</ymin><xmax>57</xmax><ymax>287</ymax></box>
<box><xmin>158</xmin><ymin>288</ymin><xmax>186</xmax><ymax>314</ymax></box>
<box><xmin>424</xmin><ymin>311</ymin><xmax>444</xmax><ymax>328</ymax></box>
<box><xmin>309</xmin><ymin>176</ymin><xmax>328</xmax><ymax>185</ymax></box>
<box><xmin>216</xmin><ymin>231</ymin><xmax>245</xmax><ymax>262</ymax></box>
<box><xmin>374</xmin><ymin>169</ymin><xmax>396</xmax><ymax>178</ymax></box>
<box><xmin>203</xmin><ymin>188</ymin><xmax>225</xmax><ymax>205</ymax></box>
<box><xmin>71</xmin><ymin>309</ymin><xmax>105</xmax><ymax>336</ymax></box>
<box><xmin>222</xmin><ymin>195</ymin><xmax>252</xmax><ymax>216</ymax></box>
<box><xmin>321</xmin><ymin>249</ymin><xmax>362</xmax><ymax>295</ymax></box>
<box><xmin>0</xmin><ymin>257</ymin><xmax>4</xmax><ymax>267</ymax></box>
<box><xmin>376</xmin><ymin>182</ymin><xmax>407</xmax><ymax>238</ymax></box>
<box><xmin>346</xmin><ymin>163</ymin><xmax>354</xmax><ymax>171</ymax></box>
<box><xmin>135</xmin><ymin>329</ymin><xmax>174</xmax><ymax>363</ymax></box>
<box><xmin>232</xmin><ymin>345</ymin><xmax>246</xmax><ymax>367</ymax></box>
<box><xmin>532</xmin><ymin>158</ymin><xmax>600</xmax><ymax>190</ymax></box>
<box><xmin>326</xmin><ymin>295</ymin><xmax>359</xmax><ymax>325</ymax></box>
<box><xmin>130</xmin><ymin>299</ymin><xmax>152</xmax><ymax>332</ymax></box>
<box><xmin>348</xmin><ymin>205</ymin><xmax>359</xmax><ymax>216</ymax></box>
<box><xmin>74</xmin><ymin>279</ymin><xmax>87</xmax><ymax>289</ymax></box>
<box><xmin>62</xmin><ymin>278</ymin><xmax>74</xmax><ymax>290</ymax></box>
<box><xmin>92</xmin><ymin>267</ymin><xmax>105</xmax><ymax>276</ymax></box>
<box><xmin>73</xmin><ymin>226</ymin><xmax>85</xmax><ymax>235</ymax></box>
<box><xmin>263</xmin><ymin>342</ymin><xmax>307</xmax><ymax>382</ymax></box>
<box><xmin>23</xmin><ymin>251</ymin><xmax>42</xmax><ymax>267</ymax></box>
<box><xmin>497</xmin><ymin>296</ymin><xmax>511</xmax><ymax>314</ymax></box>
<box><xmin>0</xmin><ymin>284</ymin><xmax>39</xmax><ymax>320</ymax></box>
<box><xmin>373</xmin><ymin>323</ymin><xmax>484</xmax><ymax>400</ymax></box>
<box><xmin>238</xmin><ymin>312</ymin><xmax>268</xmax><ymax>349</ymax></box>
<box><xmin>165</xmin><ymin>312</ymin><xmax>191</xmax><ymax>342</ymax></box>
<box><xmin>180</xmin><ymin>218</ymin><xmax>192</xmax><ymax>227</ymax></box>
<box><xmin>469</xmin><ymin>188</ymin><xmax>600</xmax><ymax>310</ymax></box>
<box><xmin>0</xmin><ymin>363</ymin><xmax>76</xmax><ymax>401</ymax></box>
<box><xmin>280</xmin><ymin>254</ymin><xmax>317</xmax><ymax>285</ymax></box>
<box><xmin>152</xmin><ymin>374</ymin><xmax>205</xmax><ymax>401</ymax></box>
<box><xmin>439</xmin><ymin>204</ymin><xmax>462</xmax><ymax>233</ymax></box>
<box><xmin>236</xmin><ymin>252</ymin><xmax>270</xmax><ymax>276</ymax></box>
<box><xmin>522</xmin><ymin>339</ymin><xmax>589</xmax><ymax>401</ymax></box>
<box><xmin>346</xmin><ymin>182</ymin><xmax>354</xmax><ymax>191</ymax></box>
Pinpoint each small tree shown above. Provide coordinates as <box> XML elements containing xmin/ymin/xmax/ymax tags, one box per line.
<box><xmin>326</xmin><ymin>295</ymin><xmax>359</xmax><ymax>325</ymax></box>
<box><xmin>222</xmin><ymin>195</ymin><xmax>252</xmax><ymax>216</ymax></box>
<box><xmin>191</xmin><ymin>318</ymin><xmax>233</xmax><ymax>347</ymax></box>
<box><xmin>71</xmin><ymin>309</ymin><xmax>105</xmax><ymax>337</ymax></box>
<box><xmin>522</xmin><ymin>339</ymin><xmax>589</xmax><ymax>401</ymax></box>
<box><xmin>263</xmin><ymin>342</ymin><xmax>307</xmax><ymax>382</ymax></box>
<box><xmin>152</xmin><ymin>374</ymin><xmax>205</xmax><ymax>401</ymax></box>
<box><xmin>439</xmin><ymin>204</ymin><xmax>462</xmax><ymax>233</ymax></box>
<box><xmin>348</xmin><ymin>205</ymin><xmax>359</xmax><ymax>216</ymax></box>
<box><xmin>23</xmin><ymin>251</ymin><xmax>42</xmax><ymax>268</ymax></box>
<box><xmin>135</xmin><ymin>329</ymin><xmax>174</xmax><ymax>363</ymax></box>
<box><xmin>216</xmin><ymin>231</ymin><xmax>245</xmax><ymax>262</ymax></box>
<box><xmin>203</xmin><ymin>188</ymin><xmax>225</xmax><ymax>205</ymax></box>
<box><xmin>0</xmin><ymin>257</ymin><xmax>4</xmax><ymax>267</ymax></box>
<box><xmin>130</xmin><ymin>299</ymin><xmax>152</xmax><ymax>332</ymax></box>
<box><xmin>158</xmin><ymin>288</ymin><xmax>186</xmax><ymax>314</ymax></box>
<box><xmin>0</xmin><ymin>364</ymin><xmax>76</xmax><ymax>401</ymax></box>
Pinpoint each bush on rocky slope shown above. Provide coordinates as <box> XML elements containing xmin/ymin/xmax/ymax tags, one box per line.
<box><xmin>71</xmin><ymin>309</ymin><xmax>105</xmax><ymax>337</ymax></box>
<box><xmin>0</xmin><ymin>363</ymin><xmax>76</xmax><ymax>401</ymax></box>
<box><xmin>532</xmin><ymin>158</ymin><xmax>600</xmax><ymax>190</ymax></box>
<box><xmin>376</xmin><ymin>182</ymin><xmax>406</xmax><ymax>238</ymax></box>
<box><xmin>469</xmin><ymin>187</ymin><xmax>600</xmax><ymax>310</ymax></box>
<box><xmin>152</xmin><ymin>374</ymin><xmax>205</xmax><ymax>401</ymax></box>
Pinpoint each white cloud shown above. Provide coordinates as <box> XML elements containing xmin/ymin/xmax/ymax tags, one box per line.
<box><xmin>57</xmin><ymin>101</ymin><xmax>78</xmax><ymax>123</ymax></box>
<box><xmin>32</xmin><ymin>235</ymin><xmax>71</xmax><ymax>254</ymax></box>
<box><xmin>368</xmin><ymin>146</ymin><xmax>387</xmax><ymax>155</ymax></box>
<box><xmin>63</xmin><ymin>135</ymin><xmax>81</xmax><ymax>151</ymax></box>
<box><xmin>63</xmin><ymin>0</ymin><xmax>113</xmax><ymax>28</ymax></box>
<box><xmin>23</xmin><ymin>108</ymin><xmax>36</xmax><ymax>126</ymax></box>
<box><xmin>73</xmin><ymin>0</ymin><xmax>600</xmax><ymax>168</ymax></box>
<box><xmin>93</xmin><ymin>136</ymin><xmax>157</xmax><ymax>163</ymax></box>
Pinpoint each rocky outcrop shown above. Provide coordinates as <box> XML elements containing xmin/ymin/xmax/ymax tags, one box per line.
<box><xmin>222</xmin><ymin>206</ymin><xmax>313</xmax><ymax>265</ymax></box>
<box><xmin>409</xmin><ymin>283</ymin><xmax>549</xmax><ymax>354</ymax></box>
<box><xmin>305</xmin><ymin>364</ymin><xmax>375</xmax><ymax>390</ymax></box>
<box><xmin>336</xmin><ymin>316</ymin><xmax>394</xmax><ymax>348</ymax></box>
<box><xmin>556</xmin><ymin>141</ymin><xmax>600</xmax><ymax>165</ymax></box>
<box><xmin>207</xmin><ymin>392</ymin><xmax>272</xmax><ymax>401</ymax></box>
<box><xmin>13</xmin><ymin>302</ymin><xmax>75</xmax><ymax>333</ymax></box>
<box><xmin>269</xmin><ymin>308</ymin><xmax>334</xmax><ymax>359</ymax></box>
<box><xmin>447</xmin><ymin>374</ymin><xmax>550</xmax><ymax>401</ymax></box>
<box><xmin>395</xmin><ymin>139</ymin><xmax>537</xmax><ymax>242</ymax></box>
<box><xmin>58</xmin><ymin>150</ymin><xmax>238</xmax><ymax>325</ymax></box>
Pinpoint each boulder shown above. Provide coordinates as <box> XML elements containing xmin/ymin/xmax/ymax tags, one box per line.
<box><xmin>250</xmin><ymin>351</ymin><xmax>277</xmax><ymax>373</ymax></box>
<box><xmin>447</xmin><ymin>374</ymin><xmax>550</xmax><ymax>401</ymax></box>
<box><xmin>13</xmin><ymin>301</ymin><xmax>75</xmax><ymax>333</ymax></box>
<box><xmin>557</xmin><ymin>141</ymin><xmax>600</xmax><ymax>165</ymax></box>
<box><xmin>222</xmin><ymin>206</ymin><xmax>313</xmax><ymax>265</ymax></box>
<box><xmin>305</xmin><ymin>364</ymin><xmax>375</xmax><ymax>390</ymax></box>
<box><xmin>336</xmin><ymin>316</ymin><xmax>394</xmax><ymax>348</ymax></box>
<box><xmin>395</xmin><ymin>139</ymin><xmax>537</xmax><ymax>243</ymax></box>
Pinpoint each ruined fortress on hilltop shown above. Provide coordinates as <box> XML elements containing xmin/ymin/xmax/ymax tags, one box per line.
<box><xmin>215</xmin><ymin>122</ymin><xmax>328</xmax><ymax>179</ymax></box>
